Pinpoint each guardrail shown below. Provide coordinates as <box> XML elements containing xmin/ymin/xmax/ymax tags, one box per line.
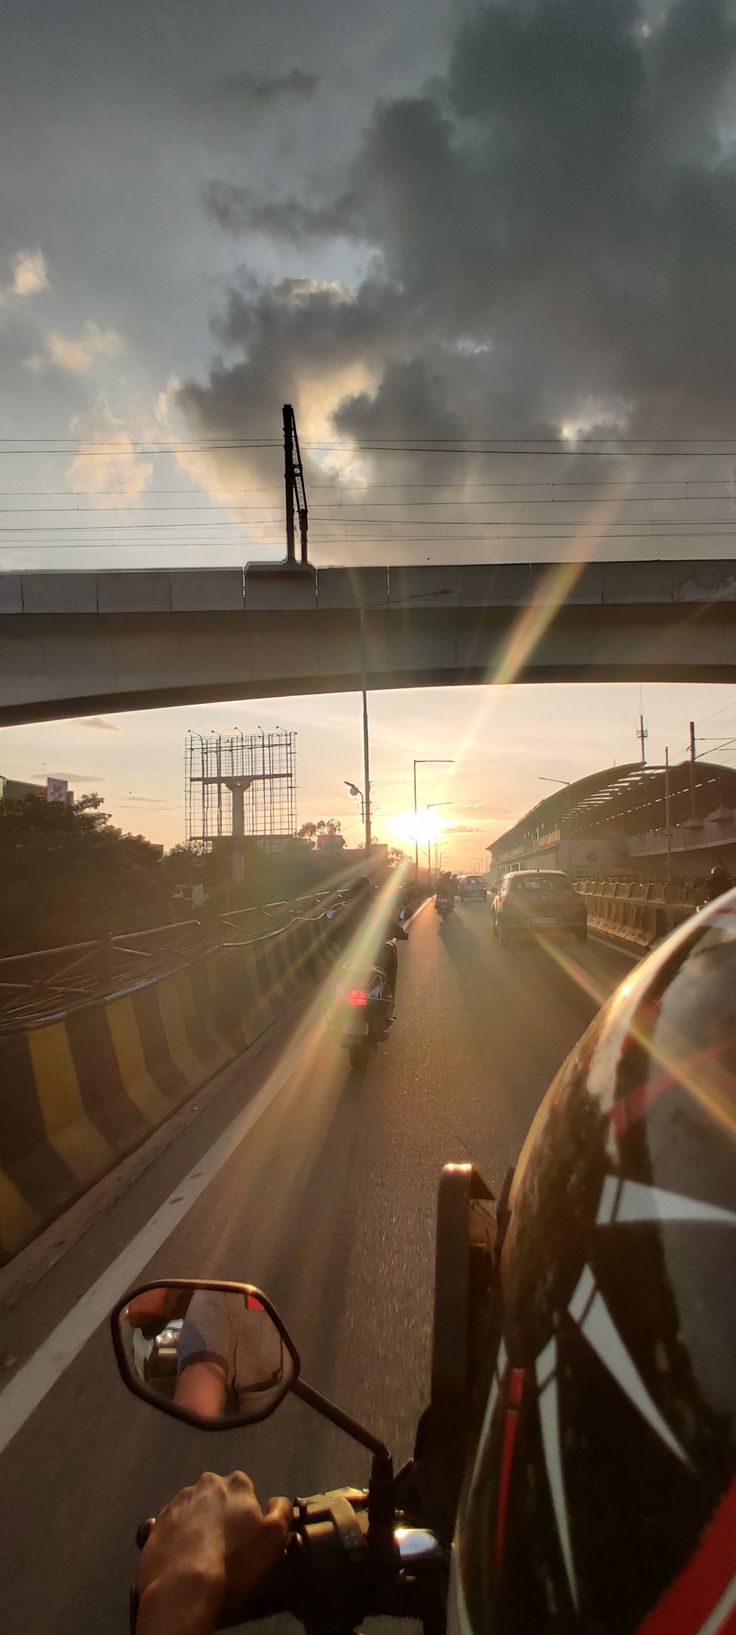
<box><xmin>0</xmin><ymin>889</ymin><xmax>341</xmax><ymax>1030</ymax></box>
<box><xmin>0</xmin><ymin>920</ymin><xmax>205</xmax><ymax>1030</ymax></box>
<box><xmin>576</xmin><ymin>878</ymin><xmax>697</xmax><ymax>951</ymax></box>
<box><xmin>216</xmin><ymin>888</ymin><xmax>334</xmax><ymax>940</ymax></box>
<box><xmin>0</xmin><ymin>891</ymin><xmax>360</xmax><ymax>1266</ymax></box>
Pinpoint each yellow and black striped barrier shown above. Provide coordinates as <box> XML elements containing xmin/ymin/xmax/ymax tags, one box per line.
<box><xmin>0</xmin><ymin>912</ymin><xmax>339</xmax><ymax>1266</ymax></box>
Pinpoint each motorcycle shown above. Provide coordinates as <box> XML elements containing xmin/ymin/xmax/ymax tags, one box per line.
<box><xmin>435</xmin><ymin>897</ymin><xmax>453</xmax><ymax>923</ymax></box>
<box><xmin>111</xmin><ymin>1163</ymin><xmax>503</xmax><ymax>1635</ymax></box>
<box><xmin>326</xmin><ymin>944</ymin><xmax>400</xmax><ymax>1071</ymax></box>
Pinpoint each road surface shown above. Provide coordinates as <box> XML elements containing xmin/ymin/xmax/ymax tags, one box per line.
<box><xmin>0</xmin><ymin>899</ymin><xmax>634</xmax><ymax>1633</ymax></box>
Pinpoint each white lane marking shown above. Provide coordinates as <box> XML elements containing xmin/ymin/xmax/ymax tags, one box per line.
<box><xmin>403</xmin><ymin>895</ymin><xmax>433</xmax><ymax>927</ymax></box>
<box><xmin>589</xmin><ymin>933</ymin><xmax>640</xmax><ymax>963</ymax></box>
<box><xmin>0</xmin><ymin>1028</ymin><xmax>312</xmax><ymax>1459</ymax></box>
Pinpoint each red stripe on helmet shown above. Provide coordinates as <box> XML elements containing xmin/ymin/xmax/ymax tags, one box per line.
<box><xmin>494</xmin><ymin>1368</ymin><xmax>525</xmax><ymax>1569</ymax></box>
<box><xmin>636</xmin><ymin>1476</ymin><xmax>736</xmax><ymax>1635</ymax></box>
<box><xmin>610</xmin><ymin>1043</ymin><xmax>727</xmax><ymax>1140</ymax></box>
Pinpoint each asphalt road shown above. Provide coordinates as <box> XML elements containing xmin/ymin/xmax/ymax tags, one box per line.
<box><xmin>0</xmin><ymin>899</ymin><xmax>634</xmax><ymax>1634</ymax></box>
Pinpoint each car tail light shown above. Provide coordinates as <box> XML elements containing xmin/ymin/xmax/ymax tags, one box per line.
<box><xmin>347</xmin><ymin>988</ymin><xmax>368</xmax><ymax>1007</ymax></box>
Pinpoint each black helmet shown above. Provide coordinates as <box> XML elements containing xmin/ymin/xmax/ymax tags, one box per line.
<box><xmin>347</xmin><ymin>875</ymin><xmax>373</xmax><ymax>900</ymax></box>
<box><xmin>452</xmin><ymin>892</ymin><xmax>736</xmax><ymax>1634</ymax></box>
<box><xmin>710</xmin><ymin>863</ymin><xmax>731</xmax><ymax>881</ymax></box>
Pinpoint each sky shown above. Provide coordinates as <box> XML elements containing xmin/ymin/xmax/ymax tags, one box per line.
<box><xmin>1</xmin><ymin>0</ymin><xmax>735</xmax><ymax>867</ymax></box>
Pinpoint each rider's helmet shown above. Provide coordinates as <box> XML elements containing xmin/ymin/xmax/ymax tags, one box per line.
<box><xmin>710</xmin><ymin>863</ymin><xmax>731</xmax><ymax>884</ymax></box>
<box><xmin>347</xmin><ymin>875</ymin><xmax>373</xmax><ymax>901</ymax></box>
<box><xmin>451</xmin><ymin>890</ymin><xmax>736</xmax><ymax>1633</ymax></box>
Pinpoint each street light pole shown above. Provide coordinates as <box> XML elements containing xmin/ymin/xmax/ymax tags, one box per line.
<box><xmin>665</xmin><ymin>746</ymin><xmax>673</xmax><ymax>887</ymax></box>
<box><xmin>539</xmin><ymin>775</ymin><xmax>572</xmax><ymax>870</ymax></box>
<box><xmin>359</xmin><ymin>607</ymin><xmax>372</xmax><ymax>854</ymax></box>
<box><xmin>357</xmin><ymin>588</ymin><xmax>452</xmax><ymax>866</ymax></box>
<box><xmin>426</xmin><ymin>801</ymin><xmax>453</xmax><ymax>883</ymax></box>
<box><xmin>413</xmin><ymin>760</ymin><xmax>454</xmax><ymax>881</ymax></box>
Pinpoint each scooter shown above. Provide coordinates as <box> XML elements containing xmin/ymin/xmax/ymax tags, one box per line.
<box><xmin>111</xmin><ymin>1163</ymin><xmax>502</xmax><ymax>1635</ymax></box>
<box><xmin>326</xmin><ymin>945</ymin><xmax>400</xmax><ymax>1071</ymax></box>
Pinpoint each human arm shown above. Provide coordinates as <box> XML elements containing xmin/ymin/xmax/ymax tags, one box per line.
<box><xmin>136</xmin><ymin>1471</ymin><xmax>292</xmax><ymax>1635</ymax></box>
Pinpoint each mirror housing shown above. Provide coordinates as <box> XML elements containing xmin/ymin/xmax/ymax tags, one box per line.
<box><xmin>111</xmin><ymin>1279</ymin><xmax>300</xmax><ymax>1431</ymax></box>
<box><xmin>421</xmin><ymin>1164</ymin><xmax>498</xmax><ymax>1540</ymax></box>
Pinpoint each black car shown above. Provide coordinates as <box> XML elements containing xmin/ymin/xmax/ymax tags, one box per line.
<box><xmin>459</xmin><ymin>874</ymin><xmax>487</xmax><ymax>900</ymax></box>
<box><xmin>491</xmin><ymin>869</ymin><xmax>587</xmax><ymax>945</ymax></box>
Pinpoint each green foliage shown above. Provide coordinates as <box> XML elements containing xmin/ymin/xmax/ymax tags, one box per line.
<box><xmin>297</xmin><ymin>817</ymin><xmax>346</xmax><ymax>850</ymax></box>
<box><xmin>0</xmin><ymin>793</ymin><xmax>167</xmax><ymax>955</ymax></box>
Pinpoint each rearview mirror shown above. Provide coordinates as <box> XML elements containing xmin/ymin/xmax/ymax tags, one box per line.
<box><xmin>111</xmin><ymin>1280</ymin><xmax>300</xmax><ymax>1430</ymax></box>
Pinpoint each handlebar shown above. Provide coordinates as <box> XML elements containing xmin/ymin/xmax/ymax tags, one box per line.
<box><xmin>132</xmin><ymin>1487</ymin><xmax>447</xmax><ymax>1633</ymax></box>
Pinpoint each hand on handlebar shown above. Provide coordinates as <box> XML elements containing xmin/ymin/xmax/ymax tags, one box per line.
<box><xmin>136</xmin><ymin>1471</ymin><xmax>292</xmax><ymax>1635</ymax></box>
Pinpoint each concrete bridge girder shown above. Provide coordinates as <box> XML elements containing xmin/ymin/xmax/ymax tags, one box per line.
<box><xmin>1</xmin><ymin>560</ymin><xmax>735</xmax><ymax>725</ymax></box>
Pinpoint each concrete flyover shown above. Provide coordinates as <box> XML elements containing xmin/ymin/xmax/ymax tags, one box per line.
<box><xmin>0</xmin><ymin>558</ymin><xmax>735</xmax><ymax>725</ymax></box>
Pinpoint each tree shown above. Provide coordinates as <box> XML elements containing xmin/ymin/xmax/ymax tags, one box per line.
<box><xmin>0</xmin><ymin>793</ymin><xmax>168</xmax><ymax>955</ymax></box>
<box><xmin>297</xmin><ymin>818</ymin><xmax>346</xmax><ymax>851</ymax></box>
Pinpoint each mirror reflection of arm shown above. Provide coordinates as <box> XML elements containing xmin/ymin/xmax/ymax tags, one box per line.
<box><xmin>175</xmin><ymin>1290</ymin><xmax>235</xmax><ymax>1419</ymax></box>
<box><xmin>174</xmin><ymin>1357</ymin><xmax>227</xmax><ymax>1419</ymax></box>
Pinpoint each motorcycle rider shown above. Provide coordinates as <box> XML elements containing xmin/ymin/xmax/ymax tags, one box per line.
<box><xmin>133</xmin><ymin>889</ymin><xmax>736</xmax><ymax>1635</ymax></box>
<box><xmin>436</xmin><ymin>869</ymin><xmax>458</xmax><ymax>905</ymax></box>
<box><xmin>345</xmin><ymin>874</ymin><xmax>408</xmax><ymax>997</ymax></box>
<box><xmin>702</xmin><ymin>860</ymin><xmax>733</xmax><ymax>902</ymax></box>
<box><xmin>123</xmin><ymin>1286</ymin><xmax>192</xmax><ymax>1387</ymax></box>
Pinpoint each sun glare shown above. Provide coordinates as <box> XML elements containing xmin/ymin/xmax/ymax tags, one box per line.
<box><xmin>393</xmin><ymin>809</ymin><xmax>449</xmax><ymax>847</ymax></box>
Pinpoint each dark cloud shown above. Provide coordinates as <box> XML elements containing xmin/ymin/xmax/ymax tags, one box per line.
<box><xmin>201</xmin><ymin>67</ymin><xmax>319</xmax><ymax>116</ymax></box>
<box><xmin>209</xmin><ymin>68</ymin><xmax>318</xmax><ymax>108</ymax></box>
<box><xmin>176</xmin><ymin>0</ymin><xmax>736</xmax><ymax>566</ymax></box>
<box><xmin>204</xmin><ymin>181</ymin><xmax>360</xmax><ymax>241</ymax></box>
<box><xmin>123</xmin><ymin>794</ymin><xmax>176</xmax><ymax>804</ymax></box>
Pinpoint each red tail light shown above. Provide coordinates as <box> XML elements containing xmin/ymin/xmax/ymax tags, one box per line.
<box><xmin>347</xmin><ymin>988</ymin><xmax>368</xmax><ymax>1007</ymax></box>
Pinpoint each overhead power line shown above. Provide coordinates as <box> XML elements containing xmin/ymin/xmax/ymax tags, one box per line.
<box><xmin>2</xmin><ymin>516</ymin><xmax>736</xmax><ymax>534</ymax></box>
<box><xmin>2</xmin><ymin>478</ymin><xmax>735</xmax><ymax>496</ymax></box>
<box><xmin>2</xmin><ymin>436</ymin><xmax>736</xmax><ymax>458</ymax></box>
<box><xmin>4</xmin><ymin>494</ymin><xmax>736</xmax><ymax>515</ymax></box>
<box><xmin>4</xmin><ymin>529</ymin><xmax>736</xmax><ymax>550</ymax></box>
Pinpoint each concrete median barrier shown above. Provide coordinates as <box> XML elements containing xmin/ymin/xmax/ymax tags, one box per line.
<box><xmin>578</xmin><ymin>878</ymin><xmax>696</xmax><ymax>954</ymax></box>
<box><xmin>0</xmin><ymin>909</ymin><xmax>342</xmax><ymax>1266</ymax></box>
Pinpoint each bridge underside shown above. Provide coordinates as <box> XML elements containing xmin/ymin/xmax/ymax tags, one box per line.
<box><xmin>2</xmin><ymin>600</ymin><xmax>734</xmax><ymax>726</ymax></box>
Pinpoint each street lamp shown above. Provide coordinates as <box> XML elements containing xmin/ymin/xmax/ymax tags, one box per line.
<box><xmin>413</xmin><ymin>759</ymin><xmax>454</xmax><ymax>880</ymax></box>
<box><xmin>344</xmin><ymin>780</ymin><xmax>365</xmax><ymax>824</ymax></box>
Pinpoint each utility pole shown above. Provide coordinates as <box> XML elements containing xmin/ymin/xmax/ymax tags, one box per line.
<box><xmin>689</xmin><ymin>720</ymin><xmax>696</xmax><ymax>819</ymax></box>
<box><xmin>638</xmin><ymin>713</ymin><xmax>648</xmax><ymax>766</ymax></box>
<box><xmin>282</xmin><ymin>403</ymin><xmax>309</xmax><ymax>566</ymax></box>
<box><xmin>413</xmin><ymin>760</ymin><xmax>453</xmax><ymax>881</ymax></box>
<box><xmin>665</xmin><ymin>747</ymin><xmax>673</xmax><ymax>887</ymax></box>
<box><xmin>359</xmin><ymin>607</ymin><xmax>371</xmax><ymax>852</ymax></box>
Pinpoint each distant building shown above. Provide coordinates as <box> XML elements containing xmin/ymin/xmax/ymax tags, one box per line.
<box><xmin>1</xmin><ymin>776</ymin><xmax>44</xmax><ymax>803</ymax></box>
<box><xmin>0</xmin><ymin>774</ymin><xmax>74</xmax><ymax>805</ymax></box>
<box><xmin>487</xmin><ymin>761</ymin><xmax>736</xmax><ymax>883</ymax></box>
